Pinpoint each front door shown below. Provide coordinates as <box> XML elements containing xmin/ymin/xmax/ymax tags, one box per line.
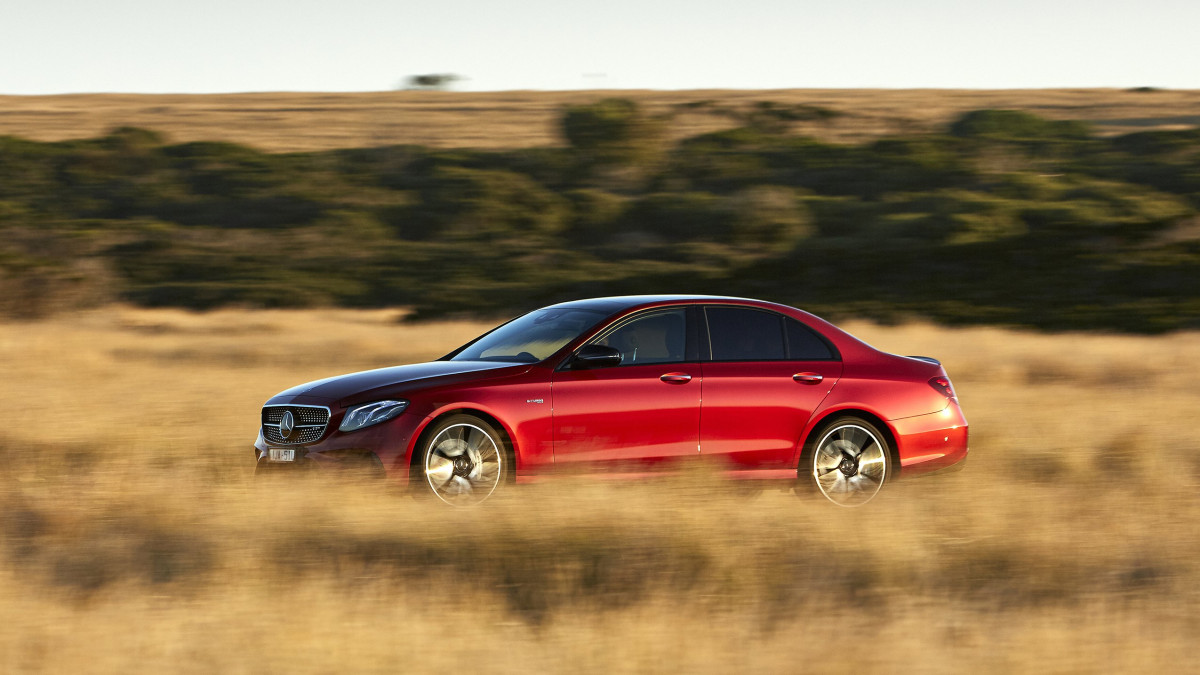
<box><xmin>552</xmin><ymin>307</ymin><xmax>700</xmax><ymax>470</ymax></box>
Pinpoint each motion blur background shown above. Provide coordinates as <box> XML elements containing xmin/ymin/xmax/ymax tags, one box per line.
<box><xmin>2</xmin><ymin>1</ymin><xmax>1199</xmax><ymax>672</ymax></box>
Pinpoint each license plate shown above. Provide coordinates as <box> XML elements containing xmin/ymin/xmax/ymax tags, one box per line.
<box><xmin>268</xmin><ymin>448</ymin><xmax>295</xmax><ymax>462</ymax></box>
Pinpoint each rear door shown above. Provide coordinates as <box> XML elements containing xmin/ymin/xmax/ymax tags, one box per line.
<box><xmin>699</xmin><ymin>306</ymin><xmax>842</xmax><ymax>469</ymax></box>
<box><xmin>551</xmin><ymin>307</ymin><xmax>701</xmax><ymax>469</ymax></box>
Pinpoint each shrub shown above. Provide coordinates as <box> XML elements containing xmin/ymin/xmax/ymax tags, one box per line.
<box><xmin>725</xmin><ymin>186</ymin><xmax>813</xmax><ymax>250</ymax></box>
<box><xmin>561</xmin><ymin>98</ymin><xmax>666</xmax><ymax>167</ymax></box>
<box><xmin>950</xmin><ymin>109</ymin><xmax>1092</xmax><ymax>142</ymax></box>
<box><xmin>409</xmin><ymin>166</ymin><xmax>569</xmax><ymax>243</ymax></box>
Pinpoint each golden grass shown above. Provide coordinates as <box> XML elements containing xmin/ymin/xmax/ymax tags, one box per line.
<box><xmin>2</xmin><ymin>88</ymin><xmax>1199</xmax><ymax>152</ymax></box>
<box><xmin>2</xmin><ymin>307</ymin><xmax>1198</xmax><ymax>673</ymax></box>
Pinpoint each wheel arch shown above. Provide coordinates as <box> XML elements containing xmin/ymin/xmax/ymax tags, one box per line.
<box><xmin>799</xmin><ymin>408</ymin><xmax>902</xmax><ymax>479</ymax></box>
<box><xmin>408</xmin><ymin>407</ymin><xmax>518</xmax><ymax>484</ymax></box>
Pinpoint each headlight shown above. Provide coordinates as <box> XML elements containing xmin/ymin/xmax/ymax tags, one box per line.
<box><xmin>339</xmin><ymin>400</ymin><xmax>409</xmax><ymax>432</ymax></box>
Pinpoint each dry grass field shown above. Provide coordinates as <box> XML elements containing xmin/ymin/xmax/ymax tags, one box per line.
<box><xmin>2</xmin><ymin>307</ymin><xmax>1198</xmax><ymax>673</ymax></box>
<box><xmin>3</xmin><ymin>88</ymin><xmax>1200</xmax><ymax>151</ymax></box>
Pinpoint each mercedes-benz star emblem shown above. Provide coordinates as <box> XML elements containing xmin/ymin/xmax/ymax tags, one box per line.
<box><xmin>279</xmin><ymin>410</ymin><xmax>295</xmax><ymax>439</ymax></box>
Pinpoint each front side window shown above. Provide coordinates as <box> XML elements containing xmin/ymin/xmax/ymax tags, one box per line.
<box><xmin>592</xmin><ymin>308</ymin><xmax>688</xmax><ymax>366</ymax></box>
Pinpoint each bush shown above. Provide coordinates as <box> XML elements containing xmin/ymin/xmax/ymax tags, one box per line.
<box><xmin>725</xmin><ymin>186</ymin><xmax>813</xmax><ymax>250</ymax></box>
<box><xmin>408</xmin><ymin>166</ymin><xmax>569</xmax><ymax>243</ymax></box>
<box><xmin>561</xmin><ymin>98</ymin><xmax>665</xmax><ymax>167</ymax></box>
<box><xmin>563</xmin><ymin>188</ymin><xmax>629</xmax><ymax>243</ymax></box>
<box><xmin>950</xmin><ymin>109</ymin><xmax>1091</xmax><ymax>142</ymax></box>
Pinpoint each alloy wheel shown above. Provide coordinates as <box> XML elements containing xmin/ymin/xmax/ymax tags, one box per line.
<box><xmin>812</xmin><ymin>422</ymin><xmax>888</xmax><ymax>506</ymax></box>
<box><xmin>423</xmin><ymin>422</ymin><xmax>504</xmax><ymax>505</ymax></box>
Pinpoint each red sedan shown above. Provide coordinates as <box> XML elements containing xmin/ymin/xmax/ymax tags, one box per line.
<box><xmin>255</xmin><ymin>296</ymin><xmax>968</xmax><ymax>506</ymax></box>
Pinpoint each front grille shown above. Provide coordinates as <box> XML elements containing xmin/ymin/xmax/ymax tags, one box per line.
<box><xmin>262</xmin><ymin>404</ymin><xmax>331</xmax><ymax>445</ymax></box>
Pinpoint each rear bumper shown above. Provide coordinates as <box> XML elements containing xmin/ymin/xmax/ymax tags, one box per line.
<box><xmin>890</xmin><ymin>403</ymin><xmax>969</xmax><ymax>478</ymax></box>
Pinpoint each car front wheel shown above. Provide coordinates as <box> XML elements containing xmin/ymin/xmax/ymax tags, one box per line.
<box><xmin>417</xmin><ymin>415</ymin><xmax>508</xmax><ymax>505</ymax></box>
<box><xmin>804</xmin><ymin>417</ymin><xmax>890</xmax><ymax>506</ymax></box>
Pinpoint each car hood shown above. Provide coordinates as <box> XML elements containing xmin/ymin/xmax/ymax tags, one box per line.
<box><xmin>267</xmin><ymin>360</ymin><xmax>528</xmax><ymax>405</ymax></box>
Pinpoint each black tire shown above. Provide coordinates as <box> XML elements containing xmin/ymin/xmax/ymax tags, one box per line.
<box><xmin>413</xmin><ymin>414</ymin><xmax>510</xmax><ymax>505</ymax></box>
<box><xmin>800</xmin><ymin>416</ymin><xmax>891</xmax><ymax>507</ymax></box>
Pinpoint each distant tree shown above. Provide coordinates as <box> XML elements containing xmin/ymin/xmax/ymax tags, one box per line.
<box><xmin>404</xmin><ymin>74</ymin><xmax>461</xmax><ymax>91</ymax></box>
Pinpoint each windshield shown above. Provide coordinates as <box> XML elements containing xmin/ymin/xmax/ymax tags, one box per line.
<box><xmin>449</xmin><ymin>308</ymin><xmax>608</xmax><ymax>363</ymax></box>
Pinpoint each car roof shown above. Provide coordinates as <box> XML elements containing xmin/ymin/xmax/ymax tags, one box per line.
<box><xmin>537</xmin><ymin>295</ymin><xmax>881</xmax><ymax>361</ymax></box>
<box><xmin>542</xmin><ymin>295</ymin><xmax>766</xmax><ymax>314</ymax></box>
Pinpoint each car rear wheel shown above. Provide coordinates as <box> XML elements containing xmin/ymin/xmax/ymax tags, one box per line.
<box><xmin>417</xmin><ymin>415</ymin><xmax>507</xmax><ymax>506</ymax></box>
<box><xmin>804</xmin><ymin>417</ymin><xmax>890</xmax><ymax>507</ymax></box>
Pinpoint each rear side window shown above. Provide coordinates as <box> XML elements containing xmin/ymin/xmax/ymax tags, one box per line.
<box><xmin>705</xmin><ymin>306</ymin><xmax>838</xmax><ymax>361</ymax></box>
<box><xmin>785</xmin><ymin>318</ymin><xmax>835</xmax><ymax>360</ymax></box>
<box><xmin>705</xmin><ymin>307</ymin><xmax>786</xmax><ymax>361</ymax></box>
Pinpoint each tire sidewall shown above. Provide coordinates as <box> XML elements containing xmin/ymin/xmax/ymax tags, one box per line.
<box><xmin>413</xmin><ymin>413</ymin><xmax>510</xmax><ymax>503</ymax></box>
<box><xmin>801</xmin><ymin>415</ymin><xmax>891</xmax><ymax>505</ymax></box>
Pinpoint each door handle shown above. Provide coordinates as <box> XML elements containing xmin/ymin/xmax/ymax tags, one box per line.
<box><xmin>793</xmin><ymin>372</ymin><xmax>823</xmax><ymax>384</ymax></box>
<box><xmin>660</xmin><ymin>372</ymin><xmax>693</xmax><ymax>384</ymax></box>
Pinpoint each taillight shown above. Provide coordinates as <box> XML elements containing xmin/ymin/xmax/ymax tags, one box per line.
<box><xmin>929</xmin><ymin>376</ymin><xmax>957</xmax><ymax>401</ymax></box>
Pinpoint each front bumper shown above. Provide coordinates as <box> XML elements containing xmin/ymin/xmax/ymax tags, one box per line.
<box><xmin>254</xmin><ymin>445</ymin><xmax>386</xmax><ymax>477</ymax></box>
<box><xmin>252</xmin><ymin>410</ymin><xmax>424</xmax><ymax>481</ymax></box>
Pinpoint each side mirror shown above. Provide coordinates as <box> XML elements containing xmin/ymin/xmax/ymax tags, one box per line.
<box><xmin>571</xmin><ymin>344</ymin><xmax>623</xmax><ymax>369</ymax></box>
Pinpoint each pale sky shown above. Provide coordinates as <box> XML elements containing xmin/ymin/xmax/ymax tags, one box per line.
<box><xmin>2</xmin><ymin>0</ymin><xmax>1196</xmax><ymax>94</ymax></box>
